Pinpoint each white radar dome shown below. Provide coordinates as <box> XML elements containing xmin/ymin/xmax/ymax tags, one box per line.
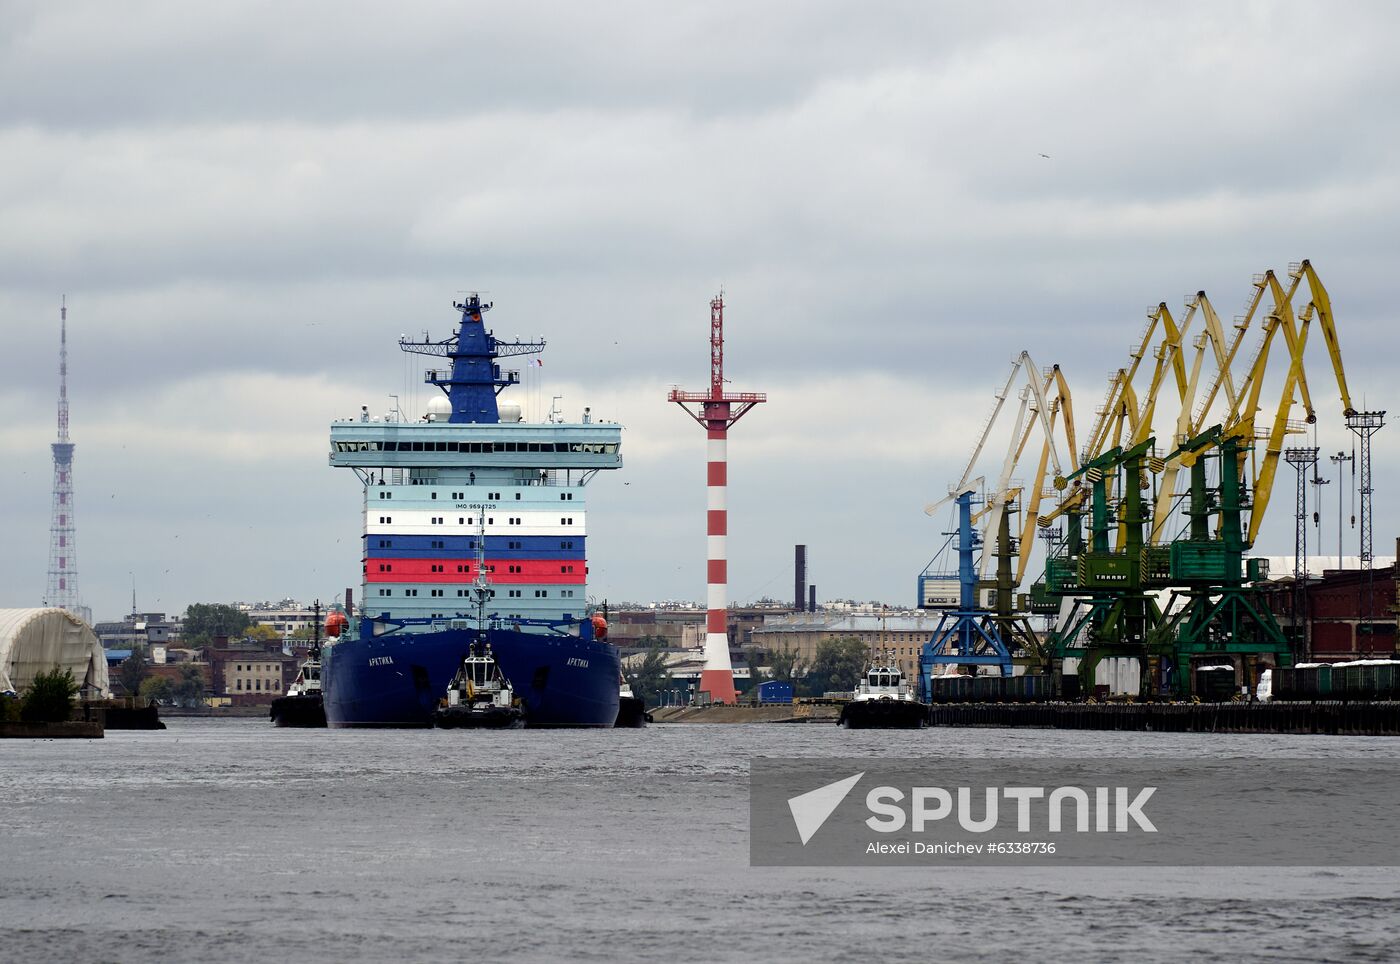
<box><xmin>426</xmin><ymin>396</ymin><xmax>452</xmax><ymax>421</ymax></box>
<box><xmin>498</xmin><ymin>401</ymin><xmax>523</xmax><ymax>423</ymax></box>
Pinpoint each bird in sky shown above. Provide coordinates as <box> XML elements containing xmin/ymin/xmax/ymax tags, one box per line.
<box><xmin>1038</xmin><ymin>153</ymin><xmax>1051</xmax><ymax>159</ymax></box>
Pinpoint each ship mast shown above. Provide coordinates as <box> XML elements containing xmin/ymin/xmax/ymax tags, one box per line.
<box><xmin>472</xmin><ymin>515</ymin><xmax>492</xmax><ymax>631</ymax></box>
<box><xmin>396</xmin><ymin>294</ymin><xmax>545</xmax><ymax>423</ymax></box>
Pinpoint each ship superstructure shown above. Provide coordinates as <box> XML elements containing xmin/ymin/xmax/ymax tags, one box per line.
<box><xmin>323</xmin><ymin>294</ymin><xmax>624</xmax><ymax>727</ymax></box>
<box><xmin>330</xmin><ymin>295</ymin><xmax>621</xmax><ymax>625</ymax></box>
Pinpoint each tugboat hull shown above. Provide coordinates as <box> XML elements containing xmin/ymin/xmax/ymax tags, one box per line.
<box><xmin>270</xmin><ymin>694</ymin><xmax>327</xmax><ymax>728</ymax></box>
<box><xmin>839</xmin><ymin>699</ymin><xmax>929</xmax><ymax>729</ymax></box>
<box><xmin>434</xmin><ymin>705</ymin><xmax>525</xmax><ymax>729</ymax></box>
<box><xmin>614</xmin><ymin>695</ymin><xmax>651</xmax><ymax>727</ymax></box>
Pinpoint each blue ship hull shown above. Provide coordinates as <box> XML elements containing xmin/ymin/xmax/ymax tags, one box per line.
<box><xmin>323</xmin><ymin>627</ymin><xmax>620</xmax><ymax>728</ymax></box>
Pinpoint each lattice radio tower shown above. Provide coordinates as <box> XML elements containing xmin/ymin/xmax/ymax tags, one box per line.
<box><xmin>45</xmin><ymin>297</ymin><xmax>87</xmax><ymax>623</ymax></box>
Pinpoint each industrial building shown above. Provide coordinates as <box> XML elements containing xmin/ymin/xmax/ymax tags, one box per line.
<box><xmin>1261</xmin><ymin>552</ymin><xmax>1400</xmax><ymax>660</ymax></box>
<box><xmin>750</xmin><ymin>612</ymin><xmax>954</xmax><ymax>681</ymax></box>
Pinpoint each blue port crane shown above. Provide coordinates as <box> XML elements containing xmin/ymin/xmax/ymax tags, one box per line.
<box><xmin>917</xmin><ymin>481</ymin><xmax>1016</xmax><ymax>694</ymax></box>
<box><xmin>916</xmin><ymin>352</ymin><xmax>1072</xmax><ymax>697</ymax></box>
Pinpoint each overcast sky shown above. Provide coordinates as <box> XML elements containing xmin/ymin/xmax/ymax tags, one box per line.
<box><xmin>3</xmin><ymin>1</ymin><xmax>1399</xmax><ymax>622</ymax></box>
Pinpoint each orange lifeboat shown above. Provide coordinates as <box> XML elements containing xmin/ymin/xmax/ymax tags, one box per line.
<box><xmin>590</xmin><ymin>614</ymin><xmax>608</xmax><ymax>641</ymax></box>
<box><xmin>325</xmin><ymin>610</ymin><xmax>349</xmax><ymax>638</ymax></box>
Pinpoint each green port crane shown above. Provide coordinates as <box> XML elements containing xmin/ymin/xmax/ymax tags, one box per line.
<box><xmin>1148</xmin><ymin>425</ymin><xmax>1290</xmax><ymax>693</ymax></box>
<box><xmin>1042</xmin><ymin>437</ymin><xmax>1162</xmax><ymax>695</ymax></box>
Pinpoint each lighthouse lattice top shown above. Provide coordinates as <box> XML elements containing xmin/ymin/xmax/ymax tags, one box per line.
<box><xmin>668</xmin><ymin>294</ymin><xmax>767</xmax><ymax>421</ymax></box>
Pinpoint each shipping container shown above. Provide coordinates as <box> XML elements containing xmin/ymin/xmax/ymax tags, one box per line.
<box><xmin>756</xmin><ymin>680</ymin><xmax>793</xmax><ymax>705</ymax></box>
<box><xmin>1272</xmin><ymin>660</ymin><xmax>1400</xmax><ymax>701</ymax></box>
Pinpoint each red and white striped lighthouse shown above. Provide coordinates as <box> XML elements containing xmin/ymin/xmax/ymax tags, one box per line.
<box><xmin>670</xmin><ymin>294</ymin><xmax>766</xmax><ymax>705</ymax></box>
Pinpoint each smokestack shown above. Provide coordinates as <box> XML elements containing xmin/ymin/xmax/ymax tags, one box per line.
<box><xmin>795</xmin><ymin>545</ymin><xmax>807</xmax><ymax>613</ymax></box>
<box><xmin>345</xmin><ymin>587</ymin><xmax>354</xmax><ymax>617</ymax></box>
<box><xmin>809</xmin><ymin>584</ymin><xmax>816</xmax><ymax>613</ymax></box>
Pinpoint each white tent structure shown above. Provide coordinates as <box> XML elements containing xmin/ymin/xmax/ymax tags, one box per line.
<box><xmin>0</xmin><ymin>608</ymin><xmax>110</xmax><ymax>698</ymax></box>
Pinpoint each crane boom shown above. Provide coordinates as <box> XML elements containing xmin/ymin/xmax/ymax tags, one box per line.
<box><xmin>1245</xmin><ymin>312</ymin><xmax>1313</xmax><ymax>545</ymax></box>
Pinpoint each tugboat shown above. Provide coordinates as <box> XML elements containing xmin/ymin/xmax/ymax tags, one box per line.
<box><xmin>838</xmin><ymin>650</ymin><xmax>929</xmax><ymax>729</ymax></box>
<box><xmin>270</xmin><ymin>602</ymin><xmax>329</xmax><ymax>728</ymax></box>
<box><xmin>433</xmin><ymin>521</ymin><xmax>524</xmax><ymax>728</ymax></box>
<box><xmin>615</xmin><ymin>673</ymin><xmax>652</xmax><ymax>728</ymax></box>
<box><xmin>434</xmin><ymin>642</ymin><xmax>524</xmax><ymax>728</ymax></box>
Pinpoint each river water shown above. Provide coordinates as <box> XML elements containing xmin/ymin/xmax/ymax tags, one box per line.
<box><xmin>2</xmin><ymin>720</ymin><xmax>1397</xmax><ymax>962</ymax></box>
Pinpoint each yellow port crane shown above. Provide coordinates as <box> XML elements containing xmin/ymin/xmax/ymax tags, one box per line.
<box><xmin>1147</xmin><ymin>288</ymin><xmax>1249</xmax><ymax>543</ymax></box>
<box><xmin>1221</xmin><ymin>261</ymin><xmax>1356</xmax><ymax>546</ymax></box>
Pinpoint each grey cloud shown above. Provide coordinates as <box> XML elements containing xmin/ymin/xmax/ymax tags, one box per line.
<box><xmin>4</xmin><ymin>2</ymin><xmax>1400</xmax><ymax>619</ymax></box>
<box><xmin>0</xmin><ymin>1</ymin><xmax>1018</xmax><ymax>128</ymax></box>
